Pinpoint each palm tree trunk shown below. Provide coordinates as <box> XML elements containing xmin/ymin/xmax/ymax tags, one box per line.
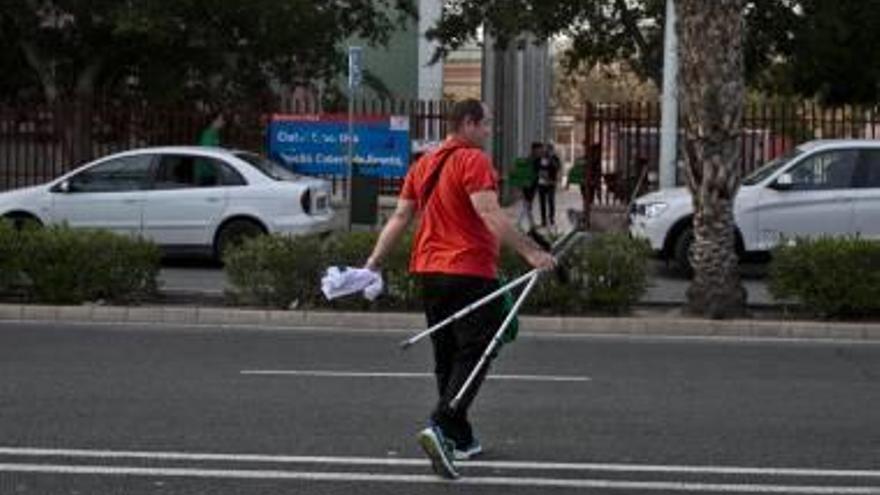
<box><xmin>677</xmin><ymin>0</ymin><xmax>747</xmax><ymax>318</ymax></box>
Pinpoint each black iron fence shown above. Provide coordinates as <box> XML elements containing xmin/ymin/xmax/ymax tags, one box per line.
<box><xmin>583</xmin><ymin>100</ymin><xmax>880</xmax><ymax>205</ymax></box>
<box><xmin>0</xmin><ymin>98</ymin><xmax>451</xmax><ymax>195</ymax></box>
<box><xmin>7</xmin><ymin>97</ymin><xmax>880</xmax><ymax>202</ymax></box>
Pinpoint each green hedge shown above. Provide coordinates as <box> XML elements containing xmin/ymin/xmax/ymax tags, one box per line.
<box><xmin>224</xmin><ymin>231</ymin><xmax>650</xmax><ymax>314</ymax></box>
<box><xmin>769</xmin><ymin>237</ymin><xmax>880</xmax><ymax>318</ymax></box>
<box><xmin>224</xmin><ymin>231</ymin><xmax>419</xmax><ymax>310</ymax></box>
<box><xmin>0</xmin><ymin>220</ymin><xmax>24</xmax><ymax>293</ymax></box>
<box><xmin>0</xmin><ymin>223</ymin><xmax>160</xmax><ymax>305</ymax></box>
<box><xmin>223</xmin><ymin>233</ymin><xmax>327</xmax><ymax>308</ymax></box>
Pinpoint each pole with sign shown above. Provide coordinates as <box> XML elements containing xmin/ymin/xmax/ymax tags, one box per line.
<box><xmin>347</xmin><ymin>46</ymin><xmax>363</xmax><ymax>230</ymax></box>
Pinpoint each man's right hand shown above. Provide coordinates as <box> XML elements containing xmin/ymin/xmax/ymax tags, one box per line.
<box><xmin>526</xmin><ymin>249</ymin><xmax>557</xmax><ymax>270</ymax></box>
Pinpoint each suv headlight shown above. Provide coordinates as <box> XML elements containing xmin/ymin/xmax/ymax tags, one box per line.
<box><xmin>643</xmin><ymin>202</ymin><xmax>668</xmax><ymax>218</ymax></box>
<box><xmin>633</xmin><ymin>201</ymin><xmax>668</xmax><ymax>218</ymax></box>
<box><xmin>630</xmin><ymin>201</ymin><xmax>669</xmax><ymax>218</ymax></box>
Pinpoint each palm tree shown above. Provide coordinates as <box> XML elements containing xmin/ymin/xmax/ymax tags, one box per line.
<box><xmin>677</xmin><ymin>0</ymin><xmax>747</xmax><ymax>318</ymax></box>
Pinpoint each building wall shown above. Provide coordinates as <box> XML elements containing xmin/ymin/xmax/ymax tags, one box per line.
<box><xmin>347</xmin><ymin>0</ymin><xmax>443</xmax><ymax>101</ymax></box>
<box><xmin>443</xmin><ymin>44</ymin><xmax>482</xmax><ymax>100</ymax></box>
<box><xmin>418</xmin><ymin>0</ymin><xmax>444</xmax><ymax>100</ymax></box>
<box><xmin>359</xmin><ymin>27</ymin><xmax>419</xmax><ymax>100</ymax></box>
<box><xmin>482</xmin><ymin>34</ymin><xmax>551</xmax><ymax>199</ymax></box>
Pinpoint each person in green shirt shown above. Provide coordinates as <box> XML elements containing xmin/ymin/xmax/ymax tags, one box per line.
<box><xmin>198</xmin><ymin>113</ymin><xmax>225</xmax><ymax>147</ymax></box>
<box><xmin>195</xmin><ymin>113</ymin><xmax>225</xmax><ymax>186</ymax></box>
<box><xmin>509</xmin><ymin>142</ymin><xmax>542</xmax><ymax>230</ymax></box>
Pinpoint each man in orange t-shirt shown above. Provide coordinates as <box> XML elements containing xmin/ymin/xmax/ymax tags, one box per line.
<box><xmin>365</xmin><ymin>99</ymin><xmax>555</xmax><ymax>479</ymax></box>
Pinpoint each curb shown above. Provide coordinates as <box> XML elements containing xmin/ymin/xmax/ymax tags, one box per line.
<box><xmin>2</xmin><ymin>303</ymin><xmax>880</xmax><ymax>342</ymax></box>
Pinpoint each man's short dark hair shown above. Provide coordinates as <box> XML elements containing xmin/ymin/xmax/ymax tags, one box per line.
<box><xmin>448</xmin><ymin>99</ymin><xmax>485</xmax><ymax>131</ymax></box>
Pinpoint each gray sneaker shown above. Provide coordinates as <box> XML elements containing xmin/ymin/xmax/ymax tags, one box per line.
<box><xmin>417</xmin><ymin>426</ymin><xmax>460</xmax><ymax>479</ymax></box>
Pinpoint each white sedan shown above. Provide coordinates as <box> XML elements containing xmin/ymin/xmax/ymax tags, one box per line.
<box><xmin>0</xmin><ymin>146</ymin><xmax>335</xmax><ymax>258</ymax></box>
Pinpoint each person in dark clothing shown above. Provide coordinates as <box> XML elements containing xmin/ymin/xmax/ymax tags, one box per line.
<box><xmin>364</xmin><ymin>99</ymin><xmax>555</xmax><ymax>479</ymax></box>
<box><xmin>514</xmin><ymin>142</ymin><xmax>543</xmax><ymax>230</ymax></box>
<box><xmin>537</xmin><ymin>143</ymin><xmax>561</xmax><ymax>228</ymax></box>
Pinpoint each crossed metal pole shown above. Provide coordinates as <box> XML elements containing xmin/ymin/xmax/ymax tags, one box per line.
<box><xmin>399</xmin><ymin>228</ymin><xmax>589</xmax><ymax>410</ymax></box>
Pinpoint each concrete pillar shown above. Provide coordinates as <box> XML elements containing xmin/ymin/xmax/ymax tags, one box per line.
<box><xmin>659</xmin><ymin>0</ymin><xmax>679</xmax><ymax>189</ymax></box>
<box><xmin>482</xmin><ymin>32</ymin><xmax>551</xmax><ymax>202</ymax></box>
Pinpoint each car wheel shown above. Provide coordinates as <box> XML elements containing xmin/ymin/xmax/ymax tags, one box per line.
<box><xmin>214</xmin><ymin>219</ymin><xmax>265</xmax><ymax>261</ymax></box>
<box><xmin>3</xmin><ymin>213</ymin><xmax>42</xmax><ymax>231</ymax></box>
<box><xmin>672</xmin><ymin>226</ymin><xmax>694</xmax><ymax>278</ymax></box>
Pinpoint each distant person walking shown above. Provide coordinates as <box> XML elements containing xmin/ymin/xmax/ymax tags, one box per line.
<box><xmin>537</xmin><ymin>142</ymin><xmax>561</xmax><ymax>229</ymax></box>
<box><xmin>511</xmin><ymin>142</ymin><xmax>542</xmax><ymax>231</ymax></box>
<box><xmin>364</xmin><ymin>98</ymin><xmax>555</xmax><ymax>479</ymax></box>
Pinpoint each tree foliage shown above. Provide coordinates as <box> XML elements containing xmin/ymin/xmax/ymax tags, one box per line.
<box><xmin>429</xmin><ymin>1</ymin><xmax>794</xmax><ymax>88</ymax></box>
<box><xmin>0</xmin><ymin>0</ymin><xmax>416</xmax><ymax>106</ymax></box>
<box><xmin>781</xmin><ymin>0</ymin><xmax>880</xmax><ymax>104</ymax></box>
<box><xmin>429</xmin><ymin>0</ymin><xmax>880</xmax><ymax>105</ymax></box>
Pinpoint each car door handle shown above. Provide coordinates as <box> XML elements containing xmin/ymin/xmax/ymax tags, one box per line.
<box><xmin>205</xmin><ymin>197</ymin><xmax>221</xmax><ymax>203</ymax></box>
<box><xmin>121</xmin><ymin>199</ymin><xmax>140</xmax><ymax>204</ymax></box>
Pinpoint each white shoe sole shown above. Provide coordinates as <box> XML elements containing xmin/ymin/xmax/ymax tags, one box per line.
<box><xmin>417</xmin><ymin>428</ymin><xmax>460</xmax><ymax>479</ymax></box>
<box><xmin>453</xmin><ymin>444</ymin><xmax>483</xmax><ymax>461</ymax></box>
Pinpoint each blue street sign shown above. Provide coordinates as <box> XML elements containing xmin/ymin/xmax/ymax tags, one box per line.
<box><xmin>268</xmin><ymin>114</ymin><xmax>411</xmax><ymax>178</ymax></box>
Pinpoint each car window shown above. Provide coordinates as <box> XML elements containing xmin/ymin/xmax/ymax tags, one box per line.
<box><xmin>153</xmin><ymin>155</ymin><xmax>246</xmax><ymax>189</ymax></box>
<box><xmin>854</xmin><ymin>150</ymin><xmax>880</xmax><ymax>188</ymax></box>
<box><xmin>783</xmin><ymin>149</ymin><xmax>859</xmax><ymax>190</ymax></box>
<box><xmin>233</xmin><ymin>152</ymin><xmax>300</xmax><ymax>181</ymax></box>
<box><xmin>742</xmin><ymin>147</ymin><xmax>804</xmax><ymax>186</ymax></box>
<box><xmin>68</xmin><ymin>155</ymin><xmax>153</xmax><ymax>193</ymax></box>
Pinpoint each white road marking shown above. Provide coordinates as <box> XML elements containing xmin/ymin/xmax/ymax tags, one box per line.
<box><xmin>1</xmin><ymin>447</ymin><xmax>878</xmax><ymax>479</ymax></box>
<box><xmin>4</xmin><ymin>320</ymin><xmax>880</xmax><ymax>346</ymax></box>
<box><xmin>1</xmin><ymin>463</ymin><xmax>880</xmax><ymax>493</ymax></box>
<box><xmin>239</xmin><ymin>370</ymin><xmax>592</xmax><ymax>382</ymax></box>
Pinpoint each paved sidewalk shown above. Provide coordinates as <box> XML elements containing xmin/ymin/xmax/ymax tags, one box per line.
<box><xmin>2</xmin><ymin>303</ymin><xmax>880</xmax><ymax>342</ymax></box>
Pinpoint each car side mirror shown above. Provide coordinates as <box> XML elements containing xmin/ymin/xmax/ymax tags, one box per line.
<box><xmin>51</xmin><ymin>180</ymin><xmax>71</xmax><ymax>193</ymax></box>
<box><xmin>770</xmin><ymin>173</ymin><xmax>794</xmax><ymax>191</ymax></box>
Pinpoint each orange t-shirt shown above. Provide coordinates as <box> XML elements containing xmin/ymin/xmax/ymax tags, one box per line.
<box><xmin>401</xmin><ymin>137</ymin><xmax>500</xmax><ymax>279</ymax></box>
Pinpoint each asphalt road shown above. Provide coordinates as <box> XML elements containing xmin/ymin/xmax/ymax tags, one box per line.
<box><xmin>1</xmin><ymin>321</ymin><xmax>879</xmax><ymax>494</ymax></box>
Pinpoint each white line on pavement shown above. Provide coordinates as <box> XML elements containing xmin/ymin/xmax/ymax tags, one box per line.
<box><xmin>4</xmin><ymin>319</ymin><xmax>880</xmax><ymax>346</ymax></box>
<box><xmin>239</xmin><ymin>370</ymin><xmax>592</xmax><ymax>382</ymax></box>
<box><xmin>1</xmin><ymin>447</ymin><xmax>879</xmax><ymax>479</ymax></box>
<box><xmin>1</xmin><ymin>463</ymin><xmax>879</xmax><ymax>493</ymax></box>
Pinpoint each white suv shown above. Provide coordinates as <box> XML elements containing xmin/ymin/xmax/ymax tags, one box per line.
<box><xmin>630</xmin><ymin>139</ymin><xmax>880</xmax><ymax>275</ymax></box>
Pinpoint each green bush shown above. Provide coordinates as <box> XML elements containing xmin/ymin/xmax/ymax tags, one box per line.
<box><xmin>381</xmin><ymin>230</ymin><xmax>420</xmax><ymax>309</ymax></box>
<box><xmin>223</xmin><ymin>230</ymin><xmax>650</xmax><ymax>315</ymax></box>
<box><xmin>224</xmin><ymin>233</ymin><xmax>327</xmax><ymax>309</ymax></box>
<box><xmin>769</xmin><ymin>237</ymin><xmax>880</xmax><ymax>318</ymax></box>
<box><xmin>0</xmin><ymin>219</ymin><xmax>24</xmax><ymax>293</ymax></box>
<box><xmin>16</xmin><ymin>226</ymin><xmax>159</xmax><ymax>305</ymax></box>
<box><xmin>573</xmin><ymin>233</ymin><xmax>651</xmax><ymax>313</ymax></box>
<box><xmin>482</xmin><ymin>232</ymin><xmax>649</xmax><ymax>315</ymax></box>
<box><xmin>224</xmin><ymin>230</ymin><xmax>420</xmax><ymax>311</ymax></box>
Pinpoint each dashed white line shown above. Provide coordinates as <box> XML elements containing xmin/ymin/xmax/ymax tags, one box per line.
<box><xmin>239</xmin><ymin>370</ymin><xmax>592</xmax><ymax>382</ymax></box>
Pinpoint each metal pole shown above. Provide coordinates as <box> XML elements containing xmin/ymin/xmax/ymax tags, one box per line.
<box><xmin>449</xmin><ymin>271</ymin><xmax>540</xmax><ymax>410</ymax></box>
<box><xmin>399</xmin><ymin>228</ymin><xmax>586</xmax><ymax>349</ymax></box>
<box><xmin>346</xmin><ymin>46</ymin><xmax>362</xmax><ymax>231</ymax></box>
<box><xmin>399</xmin><ymin>269</ymin><xmax>538</xmax><ymax>349</ymax></box>
<box><xmin>347</xmin><ymin>94</ymin><xmax>354</xmax><ymax>230</ymax></box>
<box><xmin>659</xmin><ymin>0</ymin><xmax>678</xmax><ymax>190</ymax></box>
